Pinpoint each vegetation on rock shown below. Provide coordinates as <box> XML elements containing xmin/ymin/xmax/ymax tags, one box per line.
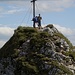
<box><xmin>0</xmin><ymin>25</ymin><xmax>75</xmax><ymax>75</ymax></box>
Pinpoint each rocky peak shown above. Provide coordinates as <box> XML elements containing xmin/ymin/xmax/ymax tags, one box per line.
<box><xmin>0</xmin><ymin>24</ymin><xmax>75</xmax><ymax>75</ymax></box>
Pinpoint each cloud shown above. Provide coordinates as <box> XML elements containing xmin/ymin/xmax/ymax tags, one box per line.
<box><xmin>0</xmin><ymin>26</ymin><xmax>14</xmax><ymax>48</ymax></box>
<box><xmin>2</xmin><ymin>8</ymin><xmax>25</xmax><ymax>15</ymax></box>
<box><xmin>0</xmin><ymin>40</ymin><xmax>6</xmax><ymax>48</ymax></box>
<box><xmin>0</xmin><ymin>26</ymin><xmax>14</xmax><ymax>36</ymax></box>
<box><xmin>5</xmin><ymin>9</ymin><xmax>24</xmax><ymax>14</ymax></box>
<box><xmin>3</xmin><ymin>1</ymin><xmax>30</xmax><ymax>7</ymax></box>
<box><xmin>36</xmin><ymin>0</ymin><xmax>75</xmax><ymax>12</ymax></box>
<box><xmin>2</xmin><ymin>0</ymin><xmax>75</xmax><ymax>12</ymax></box>
<box><xmin>0</xmin><ymin>4</ymin><xmax>25</xmax><ymax>15</ymax></box>
<box><xmin>0</xmin><ymin>0</ymin><xmax>75</xmax><ymax>16</ymax></box>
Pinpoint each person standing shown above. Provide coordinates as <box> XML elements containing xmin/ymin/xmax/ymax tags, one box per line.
<box><xmin>32</xmin><ymin>16</ymin><xmax>38</xmax><ymax>28</ymax></box>
<box><xmin>38</xmin><ymin>14</ymin><xmax>42</xmax><ymax>29</ymax></box>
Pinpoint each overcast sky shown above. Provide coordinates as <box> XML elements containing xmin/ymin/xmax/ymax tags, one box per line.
<box><xmin>0</xmin><ymin>0</ymin><xmax>75</xmax><ymax>48</ymax></box>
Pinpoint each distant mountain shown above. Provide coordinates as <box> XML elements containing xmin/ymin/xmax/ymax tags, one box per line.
<box><xmin>0</xmin><ymin>24</ymin><xmax>75</xmax><ymax>75</ymax></box>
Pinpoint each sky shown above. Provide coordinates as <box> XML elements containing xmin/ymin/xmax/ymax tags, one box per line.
<box><xmin>0</xmin><ymin>0</ymin><xmax>75</xmax><ymax>48</ymax></box>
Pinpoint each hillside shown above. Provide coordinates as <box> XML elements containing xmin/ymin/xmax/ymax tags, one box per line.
<box><xmin>0</xmin><ymin>24</ymin><xmax>75</xmax><ymax>75</ymax></box>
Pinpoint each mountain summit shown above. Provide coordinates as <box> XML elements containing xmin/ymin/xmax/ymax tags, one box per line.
<box><xmin>0</xmin><ymin>24</ymin><xmax>75</xmax><ymax>75</ymax></box>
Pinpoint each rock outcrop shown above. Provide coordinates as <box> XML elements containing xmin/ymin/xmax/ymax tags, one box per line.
<box><xmin>0</xmin><ymin>24</ymin><xmax>75</xmax><ymax>75</ymax></box>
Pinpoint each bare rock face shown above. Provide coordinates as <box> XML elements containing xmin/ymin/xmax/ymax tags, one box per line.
<box><xmin>0</xmin><ymin>25</ymin><xmax>75</xmax><ymax>75</ymax></box>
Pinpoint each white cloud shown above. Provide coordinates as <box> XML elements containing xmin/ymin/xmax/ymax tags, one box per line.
<box><xmin>5</xmin><ymin>9</ymin><xmax>24</xmax><ymax>14</ymax></box>
<box><xmin>0</xmin><ymin>0</ymin><xmax>75</xmax><ymax>15</ymax></box>
<box><xmin>0</xmin><ymin>26</ymin><xmax>14</xmax><ymax>36</ymax></box>
<box><xmin>0</xmin><ymin>4</ymin><xmax>25</xmax><ymax>15</ymax></box>
<box><xmin>0</xmin><ymin>26</ymin><xmax>14</xmax><ymax>48</ymax></box>
<box><xmin>3</xmin><ymin>1</ymin><xmax>30</xmax><ymax>7</ymax></box>
<box><xmin>0</xmin><ymin>40</ymin><xmax>6</xmax><ymax>48</ymax></box>
<box><xmin>36</xmin><ymin>0</ymin><xmax>75</xmax><ymax>12</ymax></box>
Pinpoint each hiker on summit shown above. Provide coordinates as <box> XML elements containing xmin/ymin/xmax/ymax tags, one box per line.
<box><xmin>38</xmin><ymin>14</ymin><xmax>42</xmax><ymax>29</ymax></box>
<box><xmin>32</xmin><ymin>16</ymin><xmax>38</xmax><ymax>28</ymax></box>
<box><xmin>32</xmin><ymin>14</ymin><xmax>42</xmax><ymax>29</ymax></box>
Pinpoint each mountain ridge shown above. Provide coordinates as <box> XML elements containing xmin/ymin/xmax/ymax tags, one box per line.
<box><xmin>0</xmin><ymin>24</ymin><xmax>75</xmax><ymax>75</ymax></box>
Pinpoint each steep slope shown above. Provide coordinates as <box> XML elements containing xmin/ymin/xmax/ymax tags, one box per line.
<box><xmin>0</xmin><ymin>24</ymin><xmax>75</xmax><ymax>75</ymax></box>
